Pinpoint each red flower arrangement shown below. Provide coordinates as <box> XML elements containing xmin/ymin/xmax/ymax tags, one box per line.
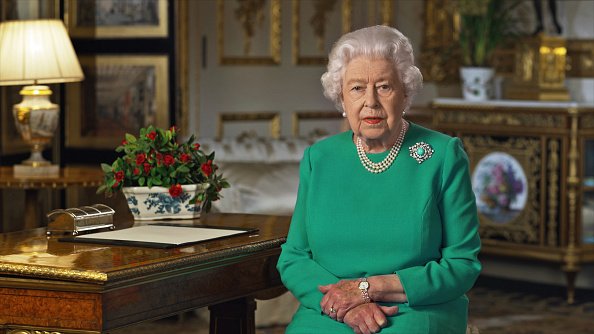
<box><xmin>97</xmin><ymin>125</ymin><xmax>229</xmax><ymax>213</ymax></box>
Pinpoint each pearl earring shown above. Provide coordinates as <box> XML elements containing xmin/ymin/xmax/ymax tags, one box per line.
<box><xmin>342</xmin><ymin>112</ymin><xmax>346</xmax><ymax>117</ymax></box>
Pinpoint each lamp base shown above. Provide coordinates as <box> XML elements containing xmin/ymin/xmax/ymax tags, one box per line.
<box><xmin>14</xmin><ymin>164</ymin><xmax>59</xmax><ymax>178</ymax></box>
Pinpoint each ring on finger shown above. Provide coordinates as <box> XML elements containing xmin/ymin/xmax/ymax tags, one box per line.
<box><xmin>330</xmin><ymin>307</ymin><xmax>336</xmax><ymax>314</ymax></box>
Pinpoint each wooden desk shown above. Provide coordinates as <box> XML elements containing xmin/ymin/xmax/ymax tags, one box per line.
<box><xmin>0</xmin><ymin>166</ymin><xmax>104</xmax><ymax>230</ymax></box>
<box><xmin>0</xmin><ymin>213</ymin><xmax>290</xmax><ymax>334</ymax></box>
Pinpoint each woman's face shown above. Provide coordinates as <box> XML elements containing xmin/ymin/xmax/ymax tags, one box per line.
<box><xmin>341</xmin><ymin>56</ymin><xmax>406</xmax><ymax>145</ymax></box>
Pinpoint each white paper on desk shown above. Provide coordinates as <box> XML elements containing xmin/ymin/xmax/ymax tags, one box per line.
<box><xmin>75</xmin><ymin>225</ymin><xmax>249</xmax><ymax>245</ymax></box>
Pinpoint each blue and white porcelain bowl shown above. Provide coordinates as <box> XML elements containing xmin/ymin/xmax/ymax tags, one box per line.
<box><xmin>122</xmin><ymin>183</ymin><xmax>209</xmax><ymax>220</ymax></box>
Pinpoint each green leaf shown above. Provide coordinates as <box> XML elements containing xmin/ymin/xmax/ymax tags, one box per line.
<box><xmin>125</xmin><ymin>133</ymin><xmax>137</xmax><ymax>143</ymax></box>
<box><xmin>147</xmin><ymin>178</ymin><xmax>153</xmax><ymax>188</ymax></box>
<box><xmin>177</xmin><ymin>165</ymin><xmax>190</xmax><ymax>173</ymax></box>
<box><xmin>152</xmin><ymin>178</ymin><xmax>163</xmax><ymax>186</ymax></box>
<box><xmin>101</xmin><ymin>163</ymin><xmax>112</xmax><ymax>173</ymax></box>
<box><xmin>96</xmin><ymin>184</ymin><xmax>107</xmax><ymax>194</ymax></box>
<box><xmin>139</xmin><ymin>177</ymin><xmax>146</xmax><ymax>186</ymax></box>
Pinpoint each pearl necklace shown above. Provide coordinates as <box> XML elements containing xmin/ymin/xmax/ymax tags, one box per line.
<box><xmin>356</xmin><ymin>120</ymin><xmax>409</xmax><ymax>174</ymax></box>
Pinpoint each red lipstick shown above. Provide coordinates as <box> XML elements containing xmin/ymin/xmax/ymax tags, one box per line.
<box><xmin>363</xmin><ymin>117</ymin><xmax>383</xmax><ymax>124</ymax></box>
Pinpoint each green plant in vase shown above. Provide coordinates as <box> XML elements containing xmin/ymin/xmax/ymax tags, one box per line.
<box><xmin>455</xmin><ymin>0</ymin><xmax>521</xmax><ymax>100</ymax></box>
<box><xmin>97</xmin><ymin>126</ymin><xmax>229</xmax><ymax>219</ymax></box>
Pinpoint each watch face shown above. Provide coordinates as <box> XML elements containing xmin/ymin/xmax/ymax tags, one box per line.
<box><xmin>359</xmin><ymin>281</ymin><xmax>369</xmax><ymax>290</ymax></box>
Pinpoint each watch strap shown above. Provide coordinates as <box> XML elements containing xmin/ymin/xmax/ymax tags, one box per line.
<box><xmin>358</xmin><ymin>277</ymin><xmax>371</xmax><ymax>303</ymax></box>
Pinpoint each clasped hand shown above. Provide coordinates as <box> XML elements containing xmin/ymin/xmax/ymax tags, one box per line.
<box><xmin>319</xmin><ymin>279</ymin><xmax>398</xmax><ymax>334</ymax></box>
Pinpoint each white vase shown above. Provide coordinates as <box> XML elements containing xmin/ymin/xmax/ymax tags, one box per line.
<box><xmin>459</xmin><ymin>67</ymin><xmax>495</xmax><ymax>101</ymax></box>
<box><xmin>122</xmin><ymin>183</ymin><xmax>209</xmax><ymax>220</ymax></box>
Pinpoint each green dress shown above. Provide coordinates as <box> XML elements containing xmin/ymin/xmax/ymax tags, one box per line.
<box><xmin>277</xmin><ymin>123</ymin><xmax>482</xmax><ymax>333</ymax></box>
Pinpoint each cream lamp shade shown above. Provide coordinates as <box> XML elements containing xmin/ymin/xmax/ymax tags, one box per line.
<box><xmin>0</xmin><ymin>19</ymin><xmax>83</xmax><ymax>85</ymax></box>
<box><xmin>0</xmin><ymin>19</ymin><xmax>84</xmax><ymax>177</ymax></box>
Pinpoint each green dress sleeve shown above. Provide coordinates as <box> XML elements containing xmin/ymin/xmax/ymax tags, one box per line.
<box><xmin>277</xmin><ymin>147</ymin><xmax>340</xmax><ymax>312</ymax></box>
<box><xmin>395</xmin><ymin>137</ymin><xmax>482</xmax><ymax>306</ymax></box>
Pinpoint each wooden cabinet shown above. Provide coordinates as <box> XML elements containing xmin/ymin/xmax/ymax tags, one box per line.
<box><xmin>431</xmin><ymin>98</ymin><xmax>594</xmax><ymax>303</ymax></box>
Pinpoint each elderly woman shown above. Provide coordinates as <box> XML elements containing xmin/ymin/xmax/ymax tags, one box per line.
<box><xmin>277</xmin><ymin>26</ymin><xmax>481</xmax><ymax>334</ymax></box>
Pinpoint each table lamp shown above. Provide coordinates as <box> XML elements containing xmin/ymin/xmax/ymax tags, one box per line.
<box><xmin>0</xmin><ymin>19</ymin><xmax>84</xmax><ymax>177</ymax></box>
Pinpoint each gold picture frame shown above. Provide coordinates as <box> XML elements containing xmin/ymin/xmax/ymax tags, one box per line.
<box><xmin>217</xmin><ymin>0</ymin><xmax>281</xmax><ymax>65</ymax></box>
<box><xmin>292</xmin><ymin>0</ymin><xmax>352</xmax><ymax>65</ymax></box>
<box><xmin>66</xmin><ymin>0</ymin><xmax>168</xmax><ymax>38</ymax></box>
<box><xmin>66</xmin><ymin>55</ymin><xmax>169</xmax><ymax>149</ymax></box>
<box><xmin>216</xmin><ymin>112</ymin><xmax>280</xmax><ymax>140</ymax></box>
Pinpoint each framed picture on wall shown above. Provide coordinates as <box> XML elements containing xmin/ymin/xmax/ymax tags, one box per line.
<box><xmin>66</xmin><ymin>0</ymin><xmax>168</xmax><ymax>38</ymax></box>
<box><xmin>66</xmin><ymin>55</ymin><xmax>169</xmax><ymax>149</ymax></box>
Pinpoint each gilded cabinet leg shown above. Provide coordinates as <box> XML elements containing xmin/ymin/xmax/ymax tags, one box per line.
<box><xmin>209</xmin><ymin>297</ymin><xmax>256</xmax><ymax>334</ymax></box>
<box><xmin>563</xmin><ymin>269</ymin><xmax>577</xmax><ymax>304</ymax></box>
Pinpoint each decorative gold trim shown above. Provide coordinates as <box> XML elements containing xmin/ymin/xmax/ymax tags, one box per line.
<box><xmin>217</xmin><ymin>0</ymin><xmax>281</xmax><ymax>65</ymax></box>
<box><xmin>567</xmin><ymin>39</ymin><xmax>594</xmax><ymax>78</ymax></box>
<box><xmin>6</xmin><ymin>325</ymin><xmax>98</xmax><ymax>334</ymax></box>
<box><xmin>0</xmin><ymin>239</ymin><xmax>286</xmax><ymax>285</ymax></box>
<box><xmin>547</xmin><ymin>139</ymin><xmax>559</xmax><ymax>246</ymax></box>
<box><xmin>216</xmin><ymin>112</ymin><xmax>281</xmax><ymax>140</ymax></box>
<box><xmin>291</xmin><ymin>111</ymin><xmax>344</xmax><ymax>137</ymax></box>
<box><xmin>292</xmin><ymin>0</ymin><xmax>352</xmax><ymax>65</ymax></box>
<box><xmin>563</xmin><ymin>108</ymin><xmax>581</xmax><ymax>304</ymax></box>
<box><xmin>435</xmin><ymin>110</ymin><xmax>566</xmax><ymax>129</ymax></box>
<box><xmin>175</xmin><ymin>0</ymin><xmax>189</xmax><ymax>133</ymax></box>
<box><xmin>0</xmin><ymin>263</ymin><xmax>107</xmax><ymax>283</ymax></box>
<box><xmin>566</xmin><ymin>109</ymin><xmax>580</xmax><ymax>249</ymax></box>
<box><xmin>582</xmin><ymin>113</ymin><xmax>594</xmax><ymax>130</ymax></box>
<box><xmin>465</xmin><ymin>136</ymin><xmax>541</xmax><ymax>244</ymax></box>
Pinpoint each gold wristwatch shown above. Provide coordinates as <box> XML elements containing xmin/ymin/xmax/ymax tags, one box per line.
<box><xmin>358</xmin><ymin>277</ymin><xmax>370</xmax><ymax>303</ymax></box>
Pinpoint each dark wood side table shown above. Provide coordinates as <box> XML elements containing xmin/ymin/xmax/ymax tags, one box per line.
<box><xmin>0</xmin><ymin>213</ymin><xmax>290</xmax><ymax>334</ymax></box>
<box><xmin>0</xmin><ymin>166</ymin><xmax>104</xmax><ymax>230</ymax></box>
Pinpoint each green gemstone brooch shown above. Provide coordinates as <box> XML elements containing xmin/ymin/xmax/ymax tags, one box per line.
<box><xmin>409</xmin><ymin>142</ymin><xmax>434</xmax><ymax>164</ymax></box>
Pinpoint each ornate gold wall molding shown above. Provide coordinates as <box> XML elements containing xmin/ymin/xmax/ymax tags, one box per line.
<box><xmin>291</xmin><ymin>111</ymin><xmax>344</xmax><ymax>137</ymax></box>
<box><xmin>419</xmin><ymin>0</ymin><xmax>459</xmax><ymax>83</ymax></box>
<box><xmin>218</xmin><ymin>0</ymin><xmax>281</xmax><ymax>65</ymax></box>
<box><xmin>292</xmin><ymin>0</ymin><xmax>351</xmax><ymax>65</ymax></box>
<box><xmin>216</xmin><ymin>112</ymin><xmax>281</xmax><ymax>139</ymax></box>
<box><xmin>464</xmin><ymin>135</ymin><xmax>541</xmax><ymax>244</ymax></box>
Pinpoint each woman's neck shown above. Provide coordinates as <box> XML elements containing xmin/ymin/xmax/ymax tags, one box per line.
<box><xmin>356</xmin><ymin>120</ymin><xmax>405</xmax><ymax>153</ymax></box>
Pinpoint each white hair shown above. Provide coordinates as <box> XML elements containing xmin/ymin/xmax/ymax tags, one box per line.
<box><xmin>321</xmin><ymin>25</ymin><xmax>423</xmax><ymax>113</ymax></box>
